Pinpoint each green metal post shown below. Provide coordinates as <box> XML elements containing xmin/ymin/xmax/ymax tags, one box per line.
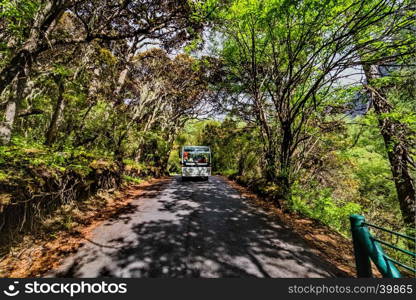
<box><xmin>350</xmin><ymin>214</ymin><xmax>373</xmax><ymax>277</ymax></box>
<box><xmin>350</xmin><ymin>214</ymin><xmax>402</xmax><ymax>278</ymax></box>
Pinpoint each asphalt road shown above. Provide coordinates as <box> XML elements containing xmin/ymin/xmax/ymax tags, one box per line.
<box><xmin>50</xmin><ymin>176</ymin><xmax>343</xmax><ymax>278</ymax></box>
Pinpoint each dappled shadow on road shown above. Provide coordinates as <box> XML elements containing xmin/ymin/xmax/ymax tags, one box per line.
<box><xmin>102</xmin><ymin>180</ymin><xmax>170</xmax><ymax>227</ymax></box>
<box><xmin>55</xmin><ymin>176</ymin><xmax>348</xmax><ymax>278</ymax></box>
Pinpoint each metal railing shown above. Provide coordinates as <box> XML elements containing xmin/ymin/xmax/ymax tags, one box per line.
<box><xmin>350</xmin><ymin>214</ymin><xmax>416</xmax><ymax>278</ymax></box>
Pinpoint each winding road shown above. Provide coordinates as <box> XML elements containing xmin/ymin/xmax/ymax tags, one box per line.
<box><xmin>50</xmin><ymin>176</ymin><xmax>344</xmax><ymax>278</ymax></box>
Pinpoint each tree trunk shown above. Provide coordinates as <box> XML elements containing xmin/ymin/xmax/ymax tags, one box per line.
<box><xmin>264</xmin><ymin>145</ymin><xmax>278</xmax><ymax>183</ymax></box>
<box><xmin>0</xmin><ymin>1</ymin><xmax>67</xmax><ymax>145</ymax></box>
<box><xmin>160</xmin><ymin>148</ymin><xmax>172</xmax><ymax>175</ymax></box>
<box><xmin>134</xmin><ymin>107</ymin><xmax>159</xmax><ymax>162</ymax></box>
<box><xmin>0</xmin><ymin>99</ymin><xmax>17</xmax><ymax>145</ymax></box>
<box><xmin>362</xmin><ymin>64</ymin><xmax>415</xmax><ymax>226</ymax></box>
<box><xmin>0</xmin><ymin>74</ymin><xmax>27</xmax><ymax>145</ymax></box>
<box><xmin>278</xmin><ymin>121</ymin><xmax>293</xmax><ymax>207</ymax></box>
<box><xmin>237</xmin><ymin>152</ymin><xmax>246</xmax><ymax>176</ymax></box>
<box><xmin>45</xmin><ymin>78</ymin><xmax>65</xmax><ymax>146</ymax></box>
<box><xmin>0</xmin><ymin>51</ymin><xmax>32</xmax><ymax>97</ymax></box>
<box><xmin>0</xmin><ymin>1</ymin><xmax>68</xmax><ymax>95</ymax></box>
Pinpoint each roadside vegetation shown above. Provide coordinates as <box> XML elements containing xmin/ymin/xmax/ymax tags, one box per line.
<box><xmin>173</xmin><ymin>0</ymin><xmax>415</xmax><ymax>272</ymax></box>
<box><xmin>0</xmin><ymin>0</ymin><xmax>216</xmax><ymax>256</ymax></box>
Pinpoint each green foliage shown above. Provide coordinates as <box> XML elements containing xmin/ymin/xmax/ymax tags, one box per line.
<box><xmin>193</xmin><ymin>118</ymin><xmax>262</xmax><ymax>177</ymax></box>
<box><xmin>221</xmin><ymin>169</ymin><xmax>239</xmax><ymax>177</ymax></box>
<box><xmin>0</xmin><ymin>136</ymin><xmax>108</xmax><ymax>178</ymax></box>
<box><xmin>123</xmin><ymin>175</ymin><xmax>143</xmax><ymax>184</ymax></box>
<box><xmin>179</xmin><ymin>113</ymin><xmax>410</xmax><ymax>238</ymax></box>
<box><xmin>0</xmin><ymin>0</ymin><xmax>39</xmax><ymax>38</ymax></box>
<box><xmin>291</xmin><ymin>183</ymin><xmax>362</xmax><ymax>234</ymax></box>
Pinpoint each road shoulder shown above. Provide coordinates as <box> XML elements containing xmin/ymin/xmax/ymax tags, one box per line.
<box><xmin>0</xmin><ymin>177</ymin><xmax>171</xmax><ymax>278</ymax></box>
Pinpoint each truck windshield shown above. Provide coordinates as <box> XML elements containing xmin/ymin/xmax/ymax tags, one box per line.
<box><xmin>183</xmin><ymin>147</ymin><xmax>210</xmax><ymax>166</ymax></box>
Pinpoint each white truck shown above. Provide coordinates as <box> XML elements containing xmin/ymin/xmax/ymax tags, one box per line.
<box><xmin>180</xmin><ymin>146</ymin><xmax>211</xmax><ymax>180</ymax></box>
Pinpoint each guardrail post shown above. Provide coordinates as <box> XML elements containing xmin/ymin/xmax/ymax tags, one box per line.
<box><xmin>350</xmin><ymin>214</ymin><xmax>402</xmax><ymax>278</ymax></box>
<box><xmin>350</xmin><ymin>214</ymin><xmax>373</xmax><ymax>277</ymax></box>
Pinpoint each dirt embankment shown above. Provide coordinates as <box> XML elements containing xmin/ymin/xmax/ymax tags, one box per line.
<box><xmin>0</xmin><ymin>177</ymin><xmax>170</xmax><ymax>278</ymax></box>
